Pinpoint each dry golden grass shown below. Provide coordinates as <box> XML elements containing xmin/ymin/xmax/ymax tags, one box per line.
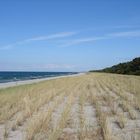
<box><xmin>117</xmin><ymin>112</ymin><xmax>127</xmax><ymax>129</ymax></box>
<box><xmin>0</xmin><ymin>72</ymin><xmax>140</xmax><ymax>140</ymax></box>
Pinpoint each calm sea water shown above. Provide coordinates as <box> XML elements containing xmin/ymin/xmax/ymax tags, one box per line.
<box><xmin>0</xmin><ymin>72</ymin><xmax>78</xmax><ymax>83</ymax></box>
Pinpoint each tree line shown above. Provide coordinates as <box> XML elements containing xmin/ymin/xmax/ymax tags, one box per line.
<box><xmin>90</xmin><ymin>57</ymin><xmax>140</xmax><ymax>76</ymax></box>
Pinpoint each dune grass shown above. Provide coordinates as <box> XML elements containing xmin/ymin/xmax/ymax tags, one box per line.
<box><xmin>0</xmin><ymin>73</ymin><xmax>140</xmax><ymax>140</ymax></box>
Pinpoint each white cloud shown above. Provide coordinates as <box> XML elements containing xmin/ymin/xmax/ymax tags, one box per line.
<box><xmin>26</xmin><ymin>32</ymin><xmax>76</xmax><ymax>41</ymax></box>
<box><xmin>108</xmin><ymin>30</ymin><xmax>140</xmax><ymax>37</ymax></box>
<box><xmin>1</xmin><ymin>29</ymin><xmax>140</xmax><ymax>49</ymax></box>
<box><xmin>60</xmin><ymin>30</ymin><xmax>140</xmax><ymax>47</ymax></box>
<box><xmin>60</xmin><ymin>36</ymin><xmax>107</xmax><ymax>47</ymax></box>
<box><xmin>0</xmin><ymin>31</ymin><xmax>77</xmax><ymax>50</ymax></box>
<box><xmin>42</xmin><ymin>63</ymin><xmax>76</xmax><ymax>69</ymax></box>
<box><xmin>0</xmin><ymin>63</ymin><xmax>76</xmax><ymax>71</ymax></box>
<box><xmin>0</xmin><ymin>45</ymin><xmax>13</xmax><ymax>50</ymax></box>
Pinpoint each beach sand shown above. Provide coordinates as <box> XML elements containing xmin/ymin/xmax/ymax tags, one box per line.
<box><xmin>0</xmin><ymin>73</ymin><xmax>140</xmax><ymax>140</ymax></box>
<box><xmin>0</xmin><ymin>73</ymin><xmax>84</xmax><ymax>89</ymax></box>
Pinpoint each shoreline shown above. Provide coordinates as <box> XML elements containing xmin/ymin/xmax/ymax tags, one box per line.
<box><xmin>0</xmin><ymin>73</ymin><xmax>85</xmax><ymax>89</ymax></box>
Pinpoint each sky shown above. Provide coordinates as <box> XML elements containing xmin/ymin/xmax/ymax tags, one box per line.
<box><xmin>0</xmin><ymin>0</ymin><xmax>140</xmax><ymax>72</ymax></box>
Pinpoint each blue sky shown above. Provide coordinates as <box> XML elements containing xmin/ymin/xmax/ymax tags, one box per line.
<box><xmin>0</xmin><ymin>0</ymin><xmax>140</xmax><ymax>72</ymax></box>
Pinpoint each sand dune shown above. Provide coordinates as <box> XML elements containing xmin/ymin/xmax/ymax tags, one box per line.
<box><xmin>0</xmin><ymin>73</ymin><xmax>140</xmax><ymax>140</ymax></box>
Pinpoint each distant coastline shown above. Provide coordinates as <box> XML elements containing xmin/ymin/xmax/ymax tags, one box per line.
<box><xmin>0</xmin><ymin>71</ymin><xmax>78</xmax><ymax>83</ymax></box>
<box><xmin>0</xmin><ymin>72</ymin><xmax>85</xmax><ymax>89</ymax></box>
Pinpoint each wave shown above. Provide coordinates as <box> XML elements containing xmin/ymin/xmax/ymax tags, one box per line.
<box><xmin>0</xmin><ymin>72</ymin><xmax>78</xmax><ymax>83</ymax></box>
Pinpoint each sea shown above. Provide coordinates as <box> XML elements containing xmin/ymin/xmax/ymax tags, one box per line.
<box><xmin>0</xmin><ymin>71</ymin><xmax>78</xmax><ymax>83</ymax></box>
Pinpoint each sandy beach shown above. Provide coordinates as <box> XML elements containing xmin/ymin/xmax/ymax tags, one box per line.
<box><xmin>0</xmin><ymin>73</ymin><xmax>140</xmax><ymax>140</ymax></box>
<box><xmin>0</xmin><ymin>73</ymin><xmax>85</xmax><ymax>89</ymax></box>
